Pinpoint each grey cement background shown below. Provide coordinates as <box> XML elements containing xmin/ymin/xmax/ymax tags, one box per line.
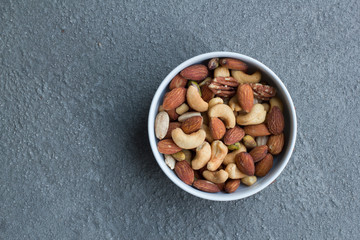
<box><xmin>0</xmin><ymin>0</ymin><xmax>359</xmax><ymax>239</ymax></box>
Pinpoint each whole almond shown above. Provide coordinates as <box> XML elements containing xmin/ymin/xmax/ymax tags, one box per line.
<box><xmin>255</xmin><ymin>153</ymin><xmax>273</xmax><ymax>177</ymax></box>
<box><xmin>201</xmin><ymin>84</ymin><xmax>215</xmax><ymax>102</ymax></box>
<box><xmin>249</xmin><ymin>145</ymin><xmax>268</xmax><ymax>162</ymax></box>
<box><xmin>216</xmin><ymin>183</ymin><xmax>225</xmax><ymax>191</ymax></box>
<box><xmin>175</xmin><ymin>161</ymin><xmax>194</xmax><ymax>185</ymax></box>
<box><xmin>209</xmin><ymin>117</ymin><xmax>226</xmax><ymax>140</ymax></box>
<box><xmin>181</xmin><ymin>116</ymin><xmax>203</xmax><ymax>134</ymax></box>
<box><xmin>267</xmin><ymin>133</ymin><xmax>284</xmax><ymax>155</ymax></box>
<box><xmin>244</xmin><ymin>124</ymin><xmax>271</xmax><ymax>137</ymax></box>
<box><xmin>224</xmin><ymin>179</ymin><xmax>241</xmax><ymax>193</ymax></box>
<box><xmin>164</xmin><ymin>122</ymin><xmax>182</xmax><ymax>139</ymax></box>
<box><xmin>235</xmin><ymin>152</ymin><xmax>255</xmax><ymax>176</ymax></box>
<box><xmin>163</xmin><ymin>87</ymin><xmax>187</xmax><ymax>111</ymax></box>
<box><xmin>223</xmin><ymin>126</ymin><xmax>245</xmax><ymax>145</ymax></box>
<box><xmin>169</xmin><ymin>74</ymin><xmax>187</xmax><ymax>90</ymax></box>
<box><xmin>166</xmin><ymin>108</ymin><xmax>179</xmax><ymax>121</ymax></box>
<box><xmin>193</xmin><ymin>180</ymin><xmax>220</xmax><ymax>193</ymax></box>
<box><xmin>157</xmin><ymin>139</ymin><xmax>182</xmax><ymax>154</ymax></box>
<box><xmin>155</xmin><ymin>111</ymin><xmax>170</xmax><ymax>140</ymax></box>
<box><xmin>219</xmin><ymin>58</ymin><xmax>248</xmax><ymax>71</ymax></box>
<box><xmin>237</xmin><ymin>84</ymin><xmax>254</xmax><ymax>113</ymax></box>
<box><xmin>266</xmin><ymin>106</ymin><xmax>284</xmax><ymax>135</ymax></box>
<box><xmin>180</xmin><ymin>64</ymin><xmax>208</xmax><ymax>81</ymax></box>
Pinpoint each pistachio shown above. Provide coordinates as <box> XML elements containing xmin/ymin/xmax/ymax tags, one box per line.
<box><xmin>227</xmin><ymin>142</ymin><xmax>241</xmax><ymax>151</ymax></box>
<box><xmin>187</xmin><ymin>81</ymin><xmax>201</xmax><ymax>96</ymax></box>
<box><xmin>242</xmin><ymin>135</ymin><xmax>257</xmax><ymax>149</ymax></box>
<box><xmin>208</xmin><ymin>58</ymin><xmax>219</xmax><ymax>70</ymax></box>
<box><xmin>172</xmin><ymin>151</ymin><xmax>186</xmax><ymax>161</ymax></box>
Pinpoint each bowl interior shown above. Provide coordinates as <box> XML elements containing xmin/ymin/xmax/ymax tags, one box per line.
<box><xmin>148</xmin><ymin>52</ymin><xmax>297</xmax><ymax>201</ymax></box>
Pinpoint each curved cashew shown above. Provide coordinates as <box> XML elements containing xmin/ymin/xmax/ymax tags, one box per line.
<box><xmin>270</xmin><ymin>97</ymin><xmax>283</xmax><ymax>112</ymax></box>
<box><xmin>231</xmin><ymin>70</ymin><xmax>261</xmax><ymax>84</ymax></box>
<box><xmin>203</xmin><ymin>169</ymin><xmax>229</xmax><ymax>183</ymax></box>
<box><xmin>187</xmin><ymin>85</ymin><xmax>208</xmax><ymax>112</ymax></box>
<box><xmin>229</xmin><ymin>96</ymin><xmax>242</xmax><ymax>112</ymax></box>
<box><xmin>178</xmin><ymin>112</ymin><xmax>201</xmax><ymax>122</ymax></box>
<box><xmin>236</xmin><ymin>104</ymin><xmax>266</xmax><ymax>126</ymax></box>
<box><xmin>171</xmin><ymin>128</ymin><xmax>206</xmax><ymax>149</ymax></box>
<box><xmin>208</xmin><ymin>104</ymin><xmax>236</xmax><ymax>129</ymax></box>
<box><xmin>214</xmin><ymin>66</ymin><xmax>230</xmax><ymax>77</ymax></box>
<box><xmin>207</xmin><ymin>140</ymin><xmax>228</xmax><ymax>171</ymax></box>
<box><xmin>223</xmin><ymin>144</ymin><xmax>247</xmax><ymax>165</ymax></box>
<box><xmin>201</xmin><ymin>124</ymin><xmax>214</xmax><ymax>143</ymax></box>
<box><xmin>191</xmin><ymin>142</ymin><xmax>211</xmax><ymax>170</ymax></box>
<box><xmin>225</xmin><ymin>163</ymin><xmax>247</xmax><ymax>179</ymax></box>
<box><xmin>208</xmin><ymin>97</ymin><xmax>224</xmax><ymax>109</ymax></box>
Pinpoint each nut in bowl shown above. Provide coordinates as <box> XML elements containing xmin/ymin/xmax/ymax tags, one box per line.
<box><xmin>148</xmin><ymin>52</ymin><xmax>297</xmax><ymax>201</ymax></box>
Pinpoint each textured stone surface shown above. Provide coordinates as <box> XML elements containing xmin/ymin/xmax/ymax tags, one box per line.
<box><xmin>1</xmin><ymin>0</ymin><xmax>360</xmax><ymax>239</ymax></box>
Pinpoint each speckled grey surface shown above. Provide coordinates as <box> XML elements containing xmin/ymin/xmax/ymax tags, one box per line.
<box><xmin>1</xmin><ymin>0</ymin><xmax>359</xmax><ymax>239</ymax></box>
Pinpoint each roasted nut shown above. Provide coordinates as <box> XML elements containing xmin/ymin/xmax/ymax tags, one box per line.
<box><xmin>166</xmin><ymin>108</ymin><xmax>179</xmax><ymax>121</ymax></box>
<box><xmin>200</xmin><ymin>84</ymin><xmax>215</xmax><ymax>102</ymax></box>
<box><xmin>266</xmin><ymin>106</ymin><xmax>285</xmax><ymax>135</ymax></box>
<box><xmin>171</xmin><ymin>128</ymin><xmax>206</xmax><ymax>149</ymax></box>
<box><xmin>181</xmin><ymin>116</ymin><xmax>203</xmax><ymax>134</ymax></box>
<box><xmin>208</xmin><ymin>58</ymin><xmax>219</xmax><ymax>70</ymax></box>
<box><xmin>164</xmin><ymin>155</ymin><xmax>176</xmax><ymax>169</ymax></box>
<box><xmin>169</xmin><ymin>74</ymin><xmax>187</xmax><ymax>90</ymax></box>
<box><xmin>208</xmin><ymin>77</ymin><xmax>239</xmax><ymax>98</ymax></box>
<box><xmin>256</xmin><ymin>136</ymin><xmax>269</xmax><ymax>146</ymax></box>
<box><xmin>175</xmin><ymin>161</ymin><xmax>194</xmax><ymax>185</ymax></box>
<box><xmin>223</xmin><ymin>126</ymin><xmax>245</xmax><ymax>145</ymax></box>
<box><xmin>164</xmin><ymin>122</ymin><xmax>182</xmax><ymax>139</ymax></box>
<box><xmin>250</xmin><ymin>83</ymin><xmax>277</xmax><ymax>101</ymax></box>
<box><xmin>163</xmin><ymin>87</ymin><xmax>187</xmax><ymax>111</ymax></box>
<box><xmin>235</xmin><ymin>152</ymin><xmax>255</xmax><ymax>176</ymax></box>
<box><xmin>242</xmin><ymin>135</ymin><xmax>257</xmax><ymax>149</ymax></box>
<box><xmin>225</xmin><ymin>163</ymin><xmax>247</xmax><ymax>179</ymax></box>
<box><xmin>249</xmin><ymin>145</ymin><xmax>268</xmax><ymax>162</ymax></box>
<box><xmin>214</xmin><ymin>66</ymin><xmax>230</xmax><ymax>77</ymax></box>
<box><xmin>208</xmin><ymin>104</ymin><xmax>236</xmax><ymax>129</ymax></box>
<box><xmin>223</xmin><ymin>145</ymin><xmax>247</xmax><ymax>165</ymax></box>
<box><xmin>225</xmin><ymin>179</ymin><xmax>241</xmax><ymax>193</ymax></box>
<box><xmin>237</xmin><ymin>83</ymin><xmax>254</xmax><ymax>113</ymax></box>
<box><xmin>241</xmin><ymin>176</ymin><xmax>257</xmax><ymax>186</ymax></box>
<box><xmin>236</xmin><ymin>104</ymin><xmax>267</xmax><ymax>126</ymax></box>
<box><xmin>255</xmin><ymin>153</ymin><xmax>273</xmax><ymax>177</ymax></box>
<box><xmin>155</xmin><ymin>111</ymin><xmax>170</xmax><ymax>140</ymax></box>
<box><xmin>209</xmin><ymin>117</ymin><xmax>226</xmax><ymax>140</ymax></box>
<box><xmin>176</xmin><ymin>103</ymin><xmax>189</xmax><ymax>115</ymax></box>
<box><xmin>262</xmin><ymin>103</ymin><xmax>270</xmax><ymax>112</ymax></box>
<box><xmin>191</xmin><ymin>142</ymin><xmax>211</xmax><ymax>170</ymax></box>
<box><xmin>203</xmin><ymin>169</ymin><xmax>229</xmax><ymax>184</ymax></box>
<box><xmin>231</xmin><ymin>70</ymin><xmax>261</xmax><ymax>84</ymax></box>
<box><xmin>199</xmin><ymin>77</ymin><xmax>212</xmax><ymax>87</ymax></box>
<box><xmin>229</xmin><ymin>96</ymin><xmax>242</xmax><ymax>112</ymax></box>
<box><xmin>244</xmin><ymin>124</ymin><xmax>271</xmax><ymax>137</ymax></box>
<box><xmin>157</xmin><ymin>139</ymin><xmax>182</xmax><ymax>154</ymax></box>
<box><xmin>227</xmin><ymin>142</ymin><xmax>241</xmax><ymax>151</ymax></box>
<box><xmin>180</xmin><ymin>64</ymin><xmax>208</xmax><ymax>81</ymax></box>
<box><xmin>178</xmin><ymin>112</ymin><xmax>201</xmax><ymax>122</ymax></box>
<box><xmin>207</xmin><ymin>140</ymin><xmax>228</xmax><ymax>171</ymax></box>
<box><xmin>267</xmin><ymin>133</ymin><xmax>284</xmax><ymax>155</ymax></box>
<box><xmin>182</xmin><ymin>149</ymin><xmax>192</xmax><ymax>164</ymax></box>
<box><xmin>193</xmin><ymin>180</ymin><xmax>221</xmax><ymax>193</ymax></box>
<box><xmin>220</xmin><ymin>58</ymin><xmax>248</xmax><ymax>71</ymax></box>
<box><xmin>208</xmin><ymin>97</ymin><xmax>224</xmax><ymax>109</ymax></box>
<box><xmin>158</xmin><ymin>105</ymin><xmax>164</xmax><ymax>112</ymax></box>
<box><xmin>270</xmin><ymin>97</ymin><xmax>283</xmax><ymax>112</ymax></box>
<box><xmin>187</xmin><ymin>85</ymin><xmax>209</xmax><ymax>112</ymax></box>
<box><xmin>172</xmin><ymin>151</ymin><xmax>186</xmax><ymax>161</ymax></box>
<box><xmin>201</xmin><ymin>124</ymin><xmax>214</xmax><ymax>143</ymax></box>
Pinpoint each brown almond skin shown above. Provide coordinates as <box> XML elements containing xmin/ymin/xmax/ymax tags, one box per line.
<box><xmin>267</xmin><ymin>133</ymin><xmax>284</xmax><ymax>155</ymax></box>
<box><xmin>175</xmin><ymin>161</ymin><xmax>194</xmax><ymax>185</ymax></box>
<box><xmin>163</xmin><ymin>87</ymin><xmax>187</xmax><ymax>111</ymax></box>
<box><xmin>244</xmin><ymin>124</ymin><xmax>271</xmax><ymax>137</ymax></box>
<box><xmin>237</xmin><ymin>84</ymin><xmax>254</xmax><ymax>113</ymax></box>
<box><xmin>209</xmin><ymin>117</ymin><xmax>226</xmax><ymax>140</ymax></box>
<box><xmin>219</xmin><ymin>58</ymin><xmax>248</xmax><ymax>71</ymax></box>
<box><xmin>169</xmin><ymin>74</ymin><xmax>188</xmax><ymax>90</ymax></box>
<box><xmin>223</xmin><ymin>126</ymin><xmax>245</xmax><ymax>145</ymax></box>
<box><xmin>180</xmin><ymin>64</ymin><xmax>208</xmax><ymax>81</ymax></box>
<box><xmin>255</xmin><ymin>153</ymin><xmax>273</xmax><ymax>177</ymax></box>
<box><xmin>201</xmin><ymin>84</ymin><xmax>215</xmax><ymax>102</ymax></box>
<box><xmin>157</xmin><ymin>139</ymin><xmax>182</xmax><ymax>154</ymax></box>
<box><xmin>166</xmin><ymin>108</ymin><xmax>179</xmax><ymax>121</ymax></box>
<box><xmin>193</xmin><ymin>180</ymin><xmax>220</xmax><ymax>193</ymax></box>
<box><xmin>225</xmin><ymin>179</ymin><xmax>241</xmax><ymax>193</ymax></box>
<box><xmin>181</xmin><ymin>116</ymin><xmax>203</xmax><ymax>134</ymax></box>
<box><xmin>266</xmin><ymin>106</ymin><xmax>285</xmax><ymax>135</ymax></box>
<box><xmin>216</xmin><ymin>183</ymin><xmax>225</xmax><ymax>191</ymax></box>
<box><xmin>249</xmin><ymin>145</ymin><xmax>268</xmax><ymax>163</ymax></box>
<box><xmin>235</xmin><ymin>152</ymin><xmax>255</xmax><ymax>176</ymax></box>
<box><xmin>164</xmin><ymin>122</ymin><xmax>182</xmax><ymax>139</ymax></box>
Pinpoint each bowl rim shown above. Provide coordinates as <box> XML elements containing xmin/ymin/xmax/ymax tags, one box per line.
<box><xmin>148</xmin><ymin>51</ymin><xmax>297</xmax><ymax>201</ymax></box>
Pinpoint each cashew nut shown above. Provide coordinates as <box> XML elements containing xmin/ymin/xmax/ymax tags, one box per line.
<box><xmin>208</xmin><ymin>97</ymin><xmax>224</xmax><ymax>109</ymax></box>
<box><xmin>225</xmin><ymin>163</ymin><xmax>247</xmax><ymax>179</ymax></box>
<box><xmin>236</xmin><ymin>104</ymin><xmax>266</xmax><ymax>126</ymax></box>
<box><xmin>201</xmin><ymin>124</ymin><xmax>214</xmax><ymax>143</ymax></box>
<box><xmin>191</xmin><ymin>142</ymin><xmax>211</xmax><ymax>170</ymax></box>
<box><xmin>178</xmin><ymin>112</ymin><xmax>201</xmax><ymax>122</ymax></box>
<box><xmin>223</xmin><ymin>144</ymin><xmax>247</xmax><ymax>165</ymax></box>
<box><xmin>207</xmin><ymin>140</ymin><xmax>228</xmax><ymax>171</ymax></box>
<box><xmin>171</xmin><ymin>128</ymin><xmax>206</xmax><ymax>149</ymax></box>
<box><xmin>214</xmin><ymin>66</ymin><xmax>230</xmax><ymax>77</ymax></box>
<box><xmin>203</xmin><ymin>169</ymin><xmax>229</xmax><ymax>183</ymax></box>
<box><xmin>229</xmin><ymin>96</ymin><xmax>242</xmax><ymax>112</ymax></box>
<box><xmin>208</xmin><ymin>104</ymin><xmax>236</xmax><ymax>129</ymax></box>
<box><xmin>231</xmin><ymin>70</ymin><xmax>261</xmax><ymax>84</ymax></box>
<box><xmin>155</xmin><ymin>111</ymin><xmax>170</xmax><ymax>140</ymax></box>
<box><xmin>241</xmin><ymin>176</ymin><xmax>257</xmax><ymax>186</ymax></box>
<box><xmin>175</xmin><ymin>103</ymin><xmax>189</xmax><ymax>115</ymax></box>
<box><xmin>262</xmin><ymin>103</ymin><xmax>270</xmax><ymax>112</ymax></box>
<box><xmin>270</xmin><ymin>97</ymin><xmax>283</xmax><ymax>112</ymax></box>
<box><xmin>187</xmin><ymin>85</ymin><xmax>208</xmax><ymax>112</ymax></box>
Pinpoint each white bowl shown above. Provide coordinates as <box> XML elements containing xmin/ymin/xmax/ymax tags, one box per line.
<box><xmin>148</xmin><ymin>52</ymin><xmax>297</xmax><ymax>201</ymax></box>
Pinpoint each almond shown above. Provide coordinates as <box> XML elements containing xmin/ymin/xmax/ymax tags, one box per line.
<box><xmin>267</xmin><ymin>133</ymin><xmax>284</xmax><ymax>155</ymax></box>
<box><xmin>224</xmin><ymin>179</ymin><xmax>241</xmax><ymax>193</ymax></box>
<box><xmin>180</xmin><ymin>64</ymin><xmax>208</xmax><ymax>81</ymax></box>
<box><xmin>237</xmin><ymin>84</ymin><xmax>254</xmax><ymax>113</ymax></box>
<box><xmin>175</xmin><ymin>161</ymin><xmax>194</xmax><ymax>185</ymax></box>
<box><xmin>193</xmin><ymin>180</ymin><xmax>220</xmax><ymax>193</ymax></box>
<box><xmin>157</xmin><ymin>139</ymin><xmax>182</xmax><ymax>154</ymax></box>
<box><xmin>266</xmin><ymin>106</ymin><xmax>284</xmax><ymax>135</ymax></box>
<box><xmin>244</xmin><ymin>124</ymin><xmax>271</xmax><ymax>137</ymax></box>
<box><xmin>201</xmin><ymin>84</ymin><xmax>215</xmax><ymax>102</ymax></box>
<box><xmin>169</xmin><ymin>74</ymin><xmax>187</xmax><ymax>90</ymax></box>
<box><xmin>255</xmin><ymin>153</ymin><xmax>273</xmax><ymax>177</ymax></box>
<box><xmin>249</xmin><ymin>145</ymin><xmax>268</xmax><ymax>162</ymax></box>
<box><xmin>181</xmin><ymin>116</ymin><xmax>203</xmax><ymax>134</ymax></box>
<box><xmin>164</xmin><ymin>122</ymin><xmax>182</xmax><ymax>139</ymax></box>
<box><xmin>209</xmin><ymin>117</ymin><xmax>226</xmax><ymax>140</ymax></box>
<box><xmin>166</xmin><ymin>108</ymin><xmax>179</xmax><ymax>121</ymax></box>
<box><xmin>223</xmin><ymin>126</ymin><xmax>245</xmax><ymax>145</ymax></box>
<box><xmin>219</xmin><ymin>58</ymin><xmax>248</xmax><ymax>71</ymax></box>
<box><xmin>216</xmin><ymin>182</ymin><xmax>225</xmax><ymax>191</ymax></box>
<box><xmin>235</xmin><ymin>152</ymin><xmax>255</xmax><ymax>176</ymax></box>
<box><xmin>163</xmin><ymin>87</ymin><xmax>187</xmax><ymax>111</ymax></box>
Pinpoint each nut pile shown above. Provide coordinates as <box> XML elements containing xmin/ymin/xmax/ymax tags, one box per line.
<box><xmin>155</xmin><ymin>58</ymin><xmax>285</xmax><ymax>193</ymax></box>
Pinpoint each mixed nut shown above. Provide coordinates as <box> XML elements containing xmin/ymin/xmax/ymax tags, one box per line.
<box><xmin>155</xmin><ymin>57</ymin><xmax>285</xmax><ymax>194</ymax></box>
